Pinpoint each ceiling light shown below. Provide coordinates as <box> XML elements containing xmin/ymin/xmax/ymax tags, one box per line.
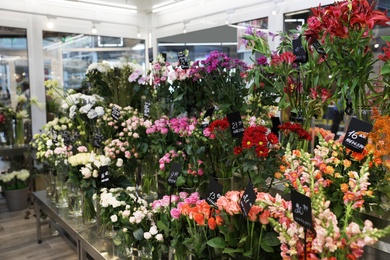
<box><xmin>91</xmin><ymin>22</ymin><xmax>97</xmax><ymax>34</ymax></box>
<box><xmin>79</xmin><ymin>0</ymin><xmax>137</xmax><ymax>12</ymax></box>
<box><xmin>152</xmin><ymin>0</ymin><xmax>175</xmax><ymax>9</ymax></box>
<box><xmin>272</xmin><ymin>3</ymin><xmax>279</xmax><ymax>16</ymax></box>
<box><xmin>46</xmin><ymin>17</ymin><xmax>54</xmax><ymax>29</ymax></box>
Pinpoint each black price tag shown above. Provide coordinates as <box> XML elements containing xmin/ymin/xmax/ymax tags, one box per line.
<box><xmin>51</xmin><ymin>129</ymin><xmax>58</xmax><ymax>144</ymax></box>
<box><xmin>203</xmin><ymin>107</ymin><xmax>215</xmax><ymax>120</ymax></box>
<box><xmin>312</xmin><ymin>39</ymin><xmax>326</xmax><ymax>55</ymax></box>
<box><xmin>227</xmin><ymin>111</ymin><xmax>244</xmax><ymax>138</ymax></box>
<box><xmin>271</xmin><ymin>116</ymin><xmax>281</xmax><ymax>135</ymax></box>
<box><xmin>148</xmin><ymin>47</ymin><xmax>153</xmax><ymax>63</ymax></box>
<box><xmin>93</xmin><ymin>133</ymin><xmax>104</xmax><ymax>148</ymax></box>
<box><xmin>177</xmin><ymin>51</ymin><xmax>189</xmax><ymax>69</ymax></box>
<box><xmin>293</xmin><ymin>37</ymin><xmax>308</xmax><ymax>63</ymax></box>
<box><xmin>61</xmin><ymin>130</ymin><xmax>71</xmax><ymax>146</ymax></box>
<box><xmin>239</xmin><ymin>182</ymin><xmax>256</xmax><ymax>218</ymax></box>
<box><xmin>144</xmin><ymin>100</ymin><xmax>151</xmax><ymax>119</ymax></box>
<box><xmin>205</xmin><ymin>178</ymin><xmax>223</xmax><ymax>208</ymax></box>
<box><xmin>342</xmin><ymin>117</ymin><xmax>372</xmax><ymax>153</ymax></box>
<box><xmin>291</xmin><ymin>189</ymin><xmax>313</xmax><ymax>230</ymax></box>
<box><xmin>100</xmin><ymin>165</ymin><xmax>109</xmax><ymax>183</ymax></box>
<box><xmin>167</xmin><ymin>162</ymin><xmax>181</xmax><ymax>187</ymax></box>
<box><xmin>111</xmin><ymin>105</ymin><xmax>121</xmax><ymax>121</ymax></box>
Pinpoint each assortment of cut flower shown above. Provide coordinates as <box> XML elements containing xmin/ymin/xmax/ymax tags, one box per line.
<box><xmin>303</xmin><ymin>0</ymin><xmax>390</xmax><ymax>112</ymax></box>
<box><xmin>99</xmin><ymin>186</ymin><xmax>165</xmax><ymax>258</ymax></box>
<box><xmin>265</xmin><ymin>144</ymin><xmax>390</xmax><ymax>259</ymax></box>
<box><xmin>30</xmin><ymin>117</ymin><xmax>73</xmax><ymax>168</ymax></box>
<box><xmin>0</xmin><ymin>169</ymin><xmax>30</xmax><ymax>190</ymax></box>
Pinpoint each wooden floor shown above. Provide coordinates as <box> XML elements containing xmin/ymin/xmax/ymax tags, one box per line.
<box><xmin>0</xmin><ymin>196</ymin><xmax>77</xmax><ymax>260</ymax></box>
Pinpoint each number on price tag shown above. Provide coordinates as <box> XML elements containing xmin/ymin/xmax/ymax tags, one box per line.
<box><xmin>205</xmin><ymin>178</ymin><xmax>223</xmax><ymax>208</ymax></box>
<box><xmin>342</xmin><ymin>117</ymin><xmax>372</xmax><ymax>153</ymax></box>
<box><xmin>227</xmin><ymin>111</ymin><xmax>244</xmax><ymax>138</ymax></box>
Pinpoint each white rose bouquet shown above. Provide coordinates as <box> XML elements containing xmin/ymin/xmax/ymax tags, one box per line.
<box><xmin>0</xmin><ymin>169</ymin><xmax>30</xmax><ymax>191</ymax></box>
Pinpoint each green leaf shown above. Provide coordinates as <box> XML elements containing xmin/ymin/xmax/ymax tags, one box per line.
<box><xmin>133</xmin><ymin>228</ymin><xmax>144</xmax><ymax>241</ymax></box>
<box><xmin>262</xmin><ymin>231</ymin><xmax>280</xmax><ymax>247</ymax></box>
<box><xmin>261</xmin><ymin>243</ymin><xmax>274</xmax><ymax>253</ymax></box>
<box><xmin>206</xmin><ymin>237</ymin><xmax>227</xmax><ymax>249</ymax></box>
<box><xmin>222</xmin><ymin>247</ymin><xmax>244</xmax><ymax>257</ymax></box>
<box><xmin>381</xmin><ymin>36</ymin><xmax>390</xmax><ymax>42</ymax></box>
<box><xmin>176</xmin><ymin>175</ymin><xmax>186</xmax><ymax>187</ymax></box>
<box><xmin>381</xmin><ymin>64</ymin><xmax>390</xmax><ymax>75</ymax></box>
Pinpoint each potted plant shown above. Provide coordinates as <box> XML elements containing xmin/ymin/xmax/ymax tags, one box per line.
<box><xmin>0</xmin><ymin>169</ymin><xmax>30</xmax><ymax>211</ymax></box>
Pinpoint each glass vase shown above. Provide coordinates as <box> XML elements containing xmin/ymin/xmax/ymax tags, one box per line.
<box><xmin>66</xmin><ymin>181</ymin><xmax>82</xmax><ymax>217</ymax></box>
<box><xmin>14</xmin><ymin>118</ymin><xmax>24</xmax><ymax>146</ymax></box>
<box><xmin>55</xmin><ymin>171</ymin><xmax>68</xmax><ymax>208</ymax></box>
<box><xmin>81</xmin><ymin>189</ymin><xmax>97</xmax><ymax>224</ymax></box>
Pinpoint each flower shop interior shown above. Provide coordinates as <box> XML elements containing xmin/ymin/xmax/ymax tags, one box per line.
<box><xmin>1</xmin><ymin>0</ymin><xmax>390</xmax><ymax>259</ymax></box>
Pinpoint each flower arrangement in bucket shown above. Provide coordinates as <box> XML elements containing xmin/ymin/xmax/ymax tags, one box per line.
<box><xmin>0</xmin><ymin>169</ymin><xmax>30</xmax><ymax>211</ymax></box>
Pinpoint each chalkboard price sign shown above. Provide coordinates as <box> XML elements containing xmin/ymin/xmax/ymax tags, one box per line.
<box><xmin>177</xmin><ymin>51</ymin><xmax>189</xmax><ymax>69</ymax></box>
<box><xmin>111</xmin><ymin>105</ymin><xmax>121</xmax><ymax>121</ymax></box>
<box><xmin>291</xmin><ymin>189</ymin><xmax>313</xmax><ymax>230</ymax></box>
<box><xmin>100</xmin><ymin>165</ymin><xmax>109</xmax><ymax>184</ymax></box>
<box><xmin>167</xmin><ymin>162</ymin><xmax>181</xmax><ymax>187</ymax></box>
<box><xmin>144</xmin><ymin>100</ymin><xmax>151</xmax><ymax>119</ymax></box>
<box><xmin>205</xmin><ymin>178</ymin><xmax>223</xmax><ymax>208</ymax></box>
<box><xmin>293</xmin><ymin>37</ymin><xmax>308</xmax><ymax>63</ymax></box>
<box><xmin>239</xmin><ymin>182</ymin><xmax>256</xmax><ymax>218</ymax></box>
<box><xmin>342</xmin><ymin>117</ymin><xmax>372</xmax><ymax>153</ymax></box>
<box><xmin>227</xmin><ymin>111</ymin><xmax>244</xmax><ymax>138</ymax></box>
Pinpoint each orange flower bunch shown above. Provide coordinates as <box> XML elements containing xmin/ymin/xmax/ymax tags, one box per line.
<box><xmin>368</xmin><ymin>108</ymin><xmax>390</xmax><ymax>170</ymax></box>
<box><xmin>180</xmin><ymin>200</ymin><xmax>223</xmax><ymax>230</ymax></box>
<box><xmin>311</xmin><ymin>126</ymin><xmax>334</xmax><ymax>142</ymax></box>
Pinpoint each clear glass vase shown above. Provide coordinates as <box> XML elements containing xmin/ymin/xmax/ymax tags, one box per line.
<box><xmin>14</xmin><ymin>118</ymin><xmax>24</xmax><ymax>146</ymax></box>
<box><xmin>66</xmin><ymin>181</ymin><xmax>82</xmax><ymax>217</ymax></box>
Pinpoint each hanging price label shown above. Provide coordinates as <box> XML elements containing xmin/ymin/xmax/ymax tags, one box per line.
<box><xmin>144</xmin><ymin>100</ymin><xmax>151</xmax><ymax>119</ymax></box>
<box><xmin>167</xmin><ymin>162</ymin><xmax>181</xmax><ymax>187</ymax></box>
<box><xmin>111</xmin><ymin>105</ymin><xmax>121</xmax><ymax>121</ymax></box>
<box><xmin>205</xmin><ymin>178</ymin><xmax>223</xmax><ymax>208</ymax></box>
<box><xmin>177</xmin><ymin>51</ymin><xmax>189</xmax><ymax>69</ymax></box>
<box><xmin>100</xmin><ymin>165</ymin><xmax>109</xmax><ymax>184</ymax></box>
<box><xmin>291</xmin><ymin>189</ymin><xmax>313</xmax><ymax>230</ymax></box>
<box><xmin>342</xmin><ymin>117</ymin><xmax>372</xmax><ymax>153</ymax></box>
<box><xmin>239</xmin><ymin>182</ymin><xmax>256</xmax><ymax>217</ymax></box>
<box><xmin>227</xmin><ymin>111</ymin><xmax>244</xmax><ymax>138</ymax></box>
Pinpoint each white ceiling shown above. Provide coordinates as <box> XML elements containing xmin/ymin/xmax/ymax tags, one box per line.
<box><xmin>68</xmin><ymin>0</ymin><xmax>200</xmax><ymax>13</ymax></box>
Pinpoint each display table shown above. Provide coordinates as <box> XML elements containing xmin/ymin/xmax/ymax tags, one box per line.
<box><xmin>33</xmin><ymin>190</ymin><xmax>117</xmax><ymax>260</ymax></box>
